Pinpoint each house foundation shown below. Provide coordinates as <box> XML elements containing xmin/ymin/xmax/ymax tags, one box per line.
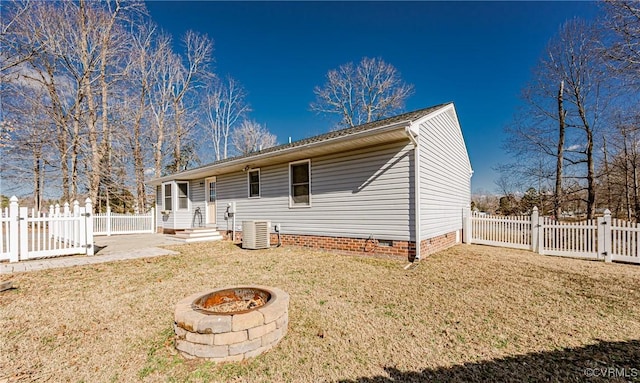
<box><xmin>223</xmin><ymin>230</ymin><xmax>460</xmax><ymax>261</ymax></box>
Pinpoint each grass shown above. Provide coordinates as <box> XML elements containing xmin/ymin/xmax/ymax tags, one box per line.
<box><xmin>1</xmin><ymin>242</ymin><xmax>639</xmax><ymax>382</ymax></box>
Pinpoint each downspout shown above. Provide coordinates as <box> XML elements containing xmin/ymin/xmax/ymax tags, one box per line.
<box><xmin>405</xmin><ymin>126</ymin><xmax>421</xmax><ymax>262</ymax></box>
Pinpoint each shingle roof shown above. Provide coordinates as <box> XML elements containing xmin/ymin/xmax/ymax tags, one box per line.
<box><xmin>182</xmin><ymin>102</ymin><xmax>451</xmax><ymax>173</ymax></box>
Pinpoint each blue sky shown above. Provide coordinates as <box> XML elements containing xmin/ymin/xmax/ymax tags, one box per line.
<box><xmin>146</xmin><ymin>1</ymin><xmax>599</xmax><ymax>194</ymax></box>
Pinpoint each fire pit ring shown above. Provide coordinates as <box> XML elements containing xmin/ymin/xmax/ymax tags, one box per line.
<box><xmin>174</xmin><ymin>286</ymin><xmax>289</xmax><ymax>362</ymax></box>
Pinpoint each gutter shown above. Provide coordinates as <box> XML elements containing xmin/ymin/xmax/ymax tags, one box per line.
<box><xmin>405</xmin><ymin>126</ymin><xmax>421</xmax><ymax>262</ymax></box>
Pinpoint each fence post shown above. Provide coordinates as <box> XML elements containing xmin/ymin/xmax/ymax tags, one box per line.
<box><xmin>79</xmin><ymin>206</ymin><xmax>87</xmax><ymax>253</ymax></box>
<box><xmin>531</xmin><ymin>207</ymin><xmax>539</xmax><ymax>253</ymax></box>
<box><xmin>462</xmin><ymin>206</ymin><xmax>472</xmax><ymax>244</ymax></box>
<box><xmin>19</xmin><ymin>207</ymin><xmax>28</xmax><ymax>260</ymax></box>
<box><xmin>53</xmin><ymin>203</ymin><xmax>60</xmax><ymax>241</ymax></box>
<box><xmin>73</xmin><ymin>200</ymin><xmax>80</xmax><ymax>247</ymax></box>
<box><xmin>150</xmin><ymin>205</ymin><xmax>156</xmax><ymax>233</ymax></box>
<box><xmin>85</xmin><ymin>198</ymin><xmax>94</xmax><ymax>256</ymax></box>
<box><xmin>48</xmin><ymin>205</ymin><xmax>54</xmax><ymax>242</ymax></box>
<box><xmin>63</xmin><ymin>202</ymin><xmax>70</xmax><ymax>244</ymax></box>
<box><xmin>106</xmin><ymin>207</ymin><xmax>111</xmax><ymax>237</ymax></box>
<box><xmin>9</xmin><ymin>196</ymin><xmax>19</xmax><ymax>263</ymax></box>
<box><xmin>602</xmin><ymin>209</ymin><xmax>612</xmax><ymax>262</ymax></box>
<box><xmin>538</xmin><ymin>216</ymin><xmax>545</xmax><ymax>255</ymax></box>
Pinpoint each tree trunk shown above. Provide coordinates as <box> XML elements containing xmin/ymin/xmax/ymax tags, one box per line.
<box><xmin>623</xmin><ymin>129</ymin><xmax>633</xmax><ymax>220</ymax></box>
<box><xmin>57</xmin><ymin>124</ymin><xmax>70</xmax><ymax>203</ymax></box>
<box><xmin>99</xmin><ymin>1</ymin><xmax>120</xmax><ymax>211</ymax></box>
<box><xmin>44</xmin><ymin>67</ymin><xmax>70</xmax><ymax>202</ymax></box>
<box><xmin>33</xmin><ymin>154</ymin><xmax>41</xmax><ymax>212</ymax></box>
<box><xmin>79</xmin><ymin>0</ymin><xmax>101</xmax><ymax>211</ymax></box>
<box><xmin>70</xmin><ymin>88</ymin><xmax>82</xmax><ymax>202</ymax></box>
<box><xmin>173</xmin><ymin>101</ymin><xmax>182</xmax><ymax>172</ymax></box>
<box><xmin>575</xmin><ymin>89</ymin><xmax>596</xmax><ymax>219</ymax></box>
<box><xmin>602</xmin><ymin>135</ymin><xmax>613</xmax><ymax>214</ymax></box>
<box><xmin>554</xmin><ymin>80</ymin><xmax>565</xmax><ymax>219</ymax></box>
<box><xmin>634</xmin><ymin>163</ymin><xmax>640</xmax><ymax>221</ymax></box>
<box><xmin>585</xmin><ymin>127</ymin><xmax>596</xmax><ymax>219</ymax></box>
<box><xmin>132</xmin><ymin>87</ymin><xmax>147</xmax><ymax>213</ymax></box>
<box><xmin>154</xmin><ymin>120</ymin><xmax>164</xmax><ymax>178</ymax></box>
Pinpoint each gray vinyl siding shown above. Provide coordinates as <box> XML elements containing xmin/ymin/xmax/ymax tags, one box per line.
<box><xmin>189</xmin><ymin>179</ymin><xmax>206</xmax><ymax>228</ymax></box>
<box><xmin>216</xmin><ymin>141</ymin><xmax>414</xmax><ymax>241</ymax></box>
<box><xmin>419</xmin><ymin>107</ymin><xmax>472</xmax><ymax>240</ymax></box>
<box><xmin>155</xmin><ymin>185</ymin><xmax>163</xmax><ymax>229</ymax></box>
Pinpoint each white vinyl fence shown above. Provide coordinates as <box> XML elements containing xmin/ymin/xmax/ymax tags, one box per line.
<box><xmin>0</xmin><ymin>197</ymin><xmax>94</xmax><ymax>263</ymax></box>
<box><xmin>93</xmin><ymin>208</ymin><xmax>154</xmax><ymax>236</ymax></box>
<box><xmin>468</xmin><ymin>213</ymin><xmax>531</xmax><ymax>250</ymax></box>
<box><xmin>463</xmin><ymin>207</ymin><xmax>639</xmax><ymax>265</ymax></box>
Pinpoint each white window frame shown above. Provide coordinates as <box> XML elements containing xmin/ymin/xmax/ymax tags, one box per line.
<box><xmin>162</xmin><ymin>183</ymin><xmax>172</xmax><ymax>211</ymax></box>
<box><xmin>289</xmin><ymin>159</ymin><xmax>311</xmax><ymax>208</ymax></box>
<box><xmin>176</xmin><ymin>181</ymin><xmax>190</xmax><ymax>211</ymax></box>
<box><xmin>247</xmin><ymin>168</ymin><xmax>261</xmax><ymax>198</ymax></box>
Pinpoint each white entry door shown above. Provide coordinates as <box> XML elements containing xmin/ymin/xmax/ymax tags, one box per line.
<box><xmin>206</xmin><ymin>177</ymin><xmax>216</xmax><ymax>225</ymax></box>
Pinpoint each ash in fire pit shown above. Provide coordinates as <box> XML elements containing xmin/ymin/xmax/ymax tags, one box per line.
<box><xmin>175</xmin><ymin>286</ymin><xmax>289</xmax><ymax>362</ymax></box>
<box><xmin>192</xmin><ymin>287</ymin><xmax>271</xmax><ymax>314</ymax></box>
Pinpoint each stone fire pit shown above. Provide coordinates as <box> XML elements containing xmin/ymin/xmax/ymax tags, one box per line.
<box><xmin>174</xmin><ymin>286</ymin><xmax>289</xmax><ymax>362</ymax></box>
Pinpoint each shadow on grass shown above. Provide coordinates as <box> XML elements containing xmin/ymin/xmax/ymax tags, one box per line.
<box><xmin>338</xmin><ymin>339</ymin><xmax>640</xmax><ymax>383</ymax></box>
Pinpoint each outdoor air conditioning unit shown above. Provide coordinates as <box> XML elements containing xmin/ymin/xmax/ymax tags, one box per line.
<box><xmin>242</xmin><ymin>220</ymin><xmax>271</xmax><ymax>250</ymax></box>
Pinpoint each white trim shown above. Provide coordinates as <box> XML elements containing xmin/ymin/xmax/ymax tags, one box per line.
<box><xmin>247</xmin><ymin>168</ymin><xmax>261</xmax><ymax>198</ymax></box>
<box><xmin>176</xmin><ymin>181</ymin><xmax>190</xmax><ymax>211</ymax></box>
<box><xmin>405</xmin><ymin>126</ymin><xmax>421</xmax><ymax>261</ymax></box>
<box><xmin>289</xmin><ymin>159</ymin><xmax>311</xmax><ymax>208</ymax></box>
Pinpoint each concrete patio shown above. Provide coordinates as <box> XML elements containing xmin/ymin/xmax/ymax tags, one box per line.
<box><xmin>0</xmin><ymin>233</ymin><xmax>185</xmax><ymax>274</ymax></box>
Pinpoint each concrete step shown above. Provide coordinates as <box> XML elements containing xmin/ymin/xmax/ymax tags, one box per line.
<box><xmin>170</xmin><ymin>228</ymin><xmax>223</xmax><ymax>243</ymax></box>
<box><xmin>181</xmin><ymin>227</ymin><xmax>219</xmax><ymax>234</ymax></box>
<box><xmin>181</xmin><ymin>235</ymin><xmax>224</xmax><ymax>243</ymax></box>
<box><xmin>174</xmin><ymin>230</ymin><xmax>221</xmax><ymax>239</ymax></box>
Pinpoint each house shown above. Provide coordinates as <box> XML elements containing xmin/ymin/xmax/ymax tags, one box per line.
<box><xmin>148</xmin><ymin>102</ymin><xmax>472</xmax><ymax>261</ymax></box>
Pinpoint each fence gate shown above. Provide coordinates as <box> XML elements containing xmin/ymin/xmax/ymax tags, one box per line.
<box><xmin>468</xmin><ymin>212</ymin><xmax>531</xmax><ymax>250</ymax></box>
<box><xmin>538</xmin><ymin>217</ymin><xmax>598</xmax><ymax>259</ymax></box>
<box><xmin>0</xmin><ymin>197</ymin><xmax>94</xmax><ymax>263</ymax></box>
<box><xmin>610</xmin><ymin>219</ymin><xmax>640</xmax><ymax>264</ymax></box>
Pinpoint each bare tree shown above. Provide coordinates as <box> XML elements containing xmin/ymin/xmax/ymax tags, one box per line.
<box><xmin>167</xmin><ymin>30</ymin><xmax>213</xmax><ymax>173</ymax></box>
<box><xmin>231</xmin><ymin>120</ymin><xmax>277</xmax><ymax>155</ymax></box>
<box><xmin>3</xmin><ymin>0</ymin><xmax>77</xmax><ymax>201</ymax></box>
<box><xmin>503</xmin><ymin>19</ymin><xmax>607</xmax><ymax>219</ymax></box>
<box><xmin>1</xmin><ymin>80</ymin><xmax>54</xmax><ymax>211</ymax></box>
<box><xmin>0</xmin><ymin>0</ymin><xmax>36</xmax><ymax>81</ymax></box>
<box><xmin>122</xmin><ymin>21</ymin><xmax>157</xmax><ymax>211</ymax></box>
<box><xmin>602</xmin><ymin>1</ymin><xmax>640</xmax><ymax>87</ymax></box>
<box><xmin>1</xmin><ymin>0</ymin><xmax>230</xmax><ymax>209</ymax></box>
<box><xmin>147</xmin><ymin>32</ymin><xmax>176</xmax><ymax>178</ymax></box>
<box><xmin>552</xmin><ymin>78</ymin><xmax>566</xmax><ymax>218</ymax></box>
<box><xmin>204</xmin><ymin>75</ymin><xmax>251</xmax><ymax>161</ymax></box>
<box><xmin>311</xmin><ymin>57</ymin><xmax>414</xmax><ymax>129</ymax></box>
